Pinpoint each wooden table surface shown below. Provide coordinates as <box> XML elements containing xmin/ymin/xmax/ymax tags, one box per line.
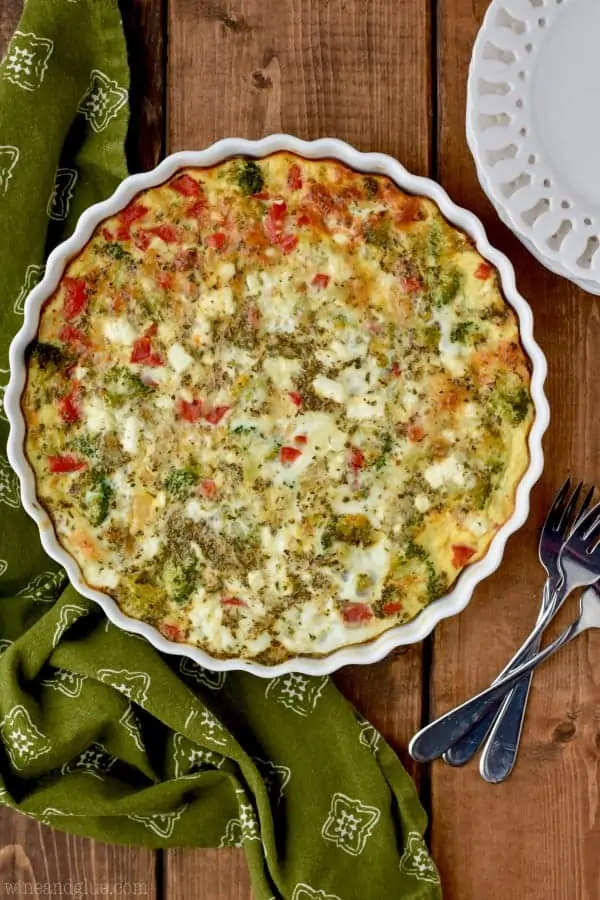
<box><xmin>1</xmin><ymin>1</ymin><xmax>600</xmax><ymax>898</ymax></box>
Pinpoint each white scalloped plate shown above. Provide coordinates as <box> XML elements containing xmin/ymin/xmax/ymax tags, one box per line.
<box><xmin>467</xmin><ymin>0</ymin><xmax>600</xmax><ymax>292</ymax></box>
<box><xmin>5</xmin><ymin>135</ymin><xmax>549</xmax><ymax>677</ymax></box>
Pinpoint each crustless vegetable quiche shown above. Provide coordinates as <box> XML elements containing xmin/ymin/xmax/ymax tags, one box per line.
<box><xmin>23</xmin><ymin>152</ymin><xmax>533</xmax><ymax>663</ymax></box>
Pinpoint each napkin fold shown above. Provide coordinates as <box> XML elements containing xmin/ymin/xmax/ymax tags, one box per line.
<box><xmin>0</xmin><ymin>2</ymin><xmax>441</xmax><ymax>898</ymax></box>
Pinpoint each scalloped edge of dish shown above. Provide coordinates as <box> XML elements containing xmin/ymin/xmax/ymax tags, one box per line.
<box><xmin>465</xmin><ymin>0</ymin><xmax>600</xmax><ymax>292</ymax></box>
<box><xmin>5</xmin><ymin>134</ymin><xmax>550</xmax><ymax>677</ymax></box>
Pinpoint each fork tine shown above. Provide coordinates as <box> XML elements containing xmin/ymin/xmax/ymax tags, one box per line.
<box><xmin>574</xmin><ymin>485</ymin><xmax>596</xmax><ymax>531</ymax></box>
<box><xmin>571</xmin><ymin>501</ymin><xmax>600</xmax><ymax>540</ymax></box>
<box><xmin>544</xmin><ymin>477</ymin><xmax>571</xmax><ymax>532</ymax></box>
<box><xmin>584</xmin><ymin>516</ymin><xmax>600</xmax><ymax>549</ymax></box>
<box><xmin>557</xmin><ymin>481</ymin><xmax>584</xmax><ymax>536</ymax></box>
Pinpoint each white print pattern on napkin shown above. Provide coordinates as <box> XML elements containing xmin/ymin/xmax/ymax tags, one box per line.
<box><xmin>399</xmin><ymin>832</ymin><xmax>441</xmax><ymax>884</ymax></box>
<box><xmin>1</xmin><ymin>705</ymin><xmax>52</xmax><ymax>770</ymax></box>
<box><xmin>47</xmin><ymin>167</ymin><xmax>78</xmax><ymax>221</ymax></box>
<box><xmin>2</xmin><ymin>32</ymin><xmax>53</xmax><ymax>91</ymax></box>
<box><xmin>321</xmin><ymin>793</ymin><xmax>381</xmax><ymax>857</ymax></box>
<box><xmin>78</xmin><ymin>69</ymin><xmax>128</xmax><ymax>133</ymax></box>
<box><xmin>0</xmin><ymin>146</ymin><xmax>19</xmax><ymax>196</ymax></box>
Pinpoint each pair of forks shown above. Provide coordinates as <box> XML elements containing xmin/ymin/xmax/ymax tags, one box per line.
<box><xmin>409</xmin><ymin>479</ymin><xmax>600</xmax><ymax>780</ymax></box>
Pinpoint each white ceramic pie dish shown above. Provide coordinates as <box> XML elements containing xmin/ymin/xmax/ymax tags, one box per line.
<box><xmin>4</xmin><ymin>134</ymin><xmax>550</xmax><ymax>677</ymax></box>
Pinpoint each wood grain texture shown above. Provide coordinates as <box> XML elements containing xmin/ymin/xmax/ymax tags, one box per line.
<box><xmin>0</xmin><ymin>0</ymin><xmax>19</xmax><ymax>48</ymax></box>
<box><xmin>431</xmin><ymin>2</ymin><xmax>600</xmax><ymax>899</ymax></box>
<box><xmin>0</xmin><ymin>818</ymin><xmax>156</xmax><ymax>899</ymax></box>
<box><xmin>120</xmin><ymin>0</ymin><xmax>166</xmax><ymax>172</ymax></box>
<box><xmin>0</xmin><ymin>2</ymin><xmax>158</xmax><ymax>896</ymax></box>
<box><xmin>166</xmin><ymin>0</ymin><xmax>432</xmax><ymax>895</ymax></box>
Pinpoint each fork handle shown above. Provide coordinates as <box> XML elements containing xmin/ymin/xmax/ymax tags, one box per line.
<box><xmin>479</xmin><ymin>671</ymin><xmax>534</xmax><ymax>782</ymax></box>
<box><xmin>442</xmin><ymin>699</ymin><xmax>504</xmax><ymax>766</ymax></box>
<box><xmin>409</xmin><ymin>617</ymin><xmax>580</xmax><ymax>763</ymax></box>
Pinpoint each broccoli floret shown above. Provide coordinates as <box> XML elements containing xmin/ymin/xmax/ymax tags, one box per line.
<box><xmin>501</xmin><ymin>386</ymin><xmax>531</xmax><ymax>425</ymax></box>
<box><xmin>30</xmin><ymin>341</ymin><xmax>65</xmax><ymax>369</ymax></box>
<box><xmin>363</xmin><ymin>176</ymin><xmax>379</xmax><ymax>198</ymax></box>
<box><xmin>90</xmin><ymin>474</ymin><xmax>114</xmax><ymax>527</ymax></box>
<box><xmin>105</xmin><ymin>366</ymin><xmax>150</xmax><ymax>400</ymax></box>
<box><xmin>427</xmin><ymin>568</ymin><xmax>448</xmax><ymax>603</ymax></box>
<box><xmin>164</xmin><ymin>555</ymin><xmax>199</xmax><ymax>604</ymax></box>
<box><xmin>333</xmin><ymin>515</ymin><xmax>376</xmax><ymax>546</ymax></box>
<box><xmin>234</xmin><ymin>159</ymin><xmax>265</xmax><ymax>196</ymax></box>
<box><xmin>364</xmin><ymin>219</ymin><xmax>393</xmax><ymax>250</ymax></box>
<box><xmin>450</xmin><ymin>321</ymin><xmax>473</xmax><ymax>343</ymax></box>
<box><xmin>72</xmin><ymin>435</ymin><xmax>96</xmax><ymax>458</ymax></box>
<box><xmin>102</xmin><ymin>242</ymin><xmax>133</xmax><ymax>261</ymax></box>
<box><xmin>373</xmin><ymin>433</ymin><xmax>393</xmax><ymax>470</ymax></box>
<box><xmin>434</xmin><ymin>266</ymin><xmax>462</xmax><ymax>307</ymax></box>
<box><xmin>164</xmin><ymin>468</ymin><xmax>197</xmax><ymax>498</ymax></box>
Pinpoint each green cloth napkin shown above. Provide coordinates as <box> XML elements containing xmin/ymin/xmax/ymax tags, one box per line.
<box><xmin>0</xmin><ymin>2</ymin><xmax>442</xmax><ymax>898</ymax></box>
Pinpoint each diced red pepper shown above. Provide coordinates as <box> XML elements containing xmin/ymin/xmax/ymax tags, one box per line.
<box><xmin>475</xmin><ymin>261</ymin><xmax>492</xmax><ymax>280</ymax></box>
<box><xmin>187</xmin><ymin>199</ymin><xmax>206</xmax><ymax>219</ymax></box>
<box><xmin>311</xmin><ymin>273</ymin><xmax>330</xmax><ymax>289</ymax></box>
<box><xmin>204</xmin><ymin>405</ymin><xmax>230</xmax><ymax>425</ymax></box>
<box><xmin>221</xmin><ymin>596</ymin><xmax>247</xmax><ymax>607</ymax></box>
<box><xmin>400</xmin><ymin>276</ymin><xmax>423</xmax><ymax>294</ymax></box>
<box><xmin>58</xmin><ymin>324</ymin><xmax>90</xmax><ymax>350</ymax></box>
<box><xmin>252</xmin><ymin>191</ymin><xmax>270</xmax><ymax>201</ymax></box>
<box><xmin>287</xmin><ymin>164</ymin><xmax>303</xmax><ymax>191</ymax></box>
<box><xmin>451</xmin><ymin>544</ymin><xmax>476</xmax><ymax>568</ymax></box>
<box><xmin>294</xmin><ymin>434</ymin><xmax>308</xmax><ymax>445</ymax></box>
<box><xmin>279</xmin><ymin>233</ymin><xmax>298</xmax><ymax>255</ymax></box>
<box><xmin>279</xmin><ymin>446</ymin><xmax>302</xmax><ymax>464</ymax></box>
<box><xmin>170</xmin><ymin>174</ymin><xmax>201</xmax><ymax>197</ymax></box>
<box><xmin>296</xmin><ymin>212</ymin><xmax>311</xmax><ymax>227</ymax></box>
<box><xmin>144</xmin><ymin>322</ymin><xmax>158</xmax><ymax>338</ymax></box>
<box><xmin>62</xmin><ymin>278</ymin><xmax>88</xmax><ymax>321</ymax></box>
<box><xmin>350</xmin><ymin>446</ymin><xmax>365</xmax><ymax>471</ymax></box>
<box><xmin>118</xmin><ymin>202</ymin><xmax>149</xmax><ymax>227</ymax></box>
<box><xmin>383</xmin><ymin>601</ymin><xmax>404</xmax><ymax>616</ymax></box>
<box><xmin>264</xmin><ymin>202</ymin><xmax>287</xmax><ymax>243</ymax></box>
<box><xmin>206</xmin><ymin>232</ymin><xmax>226</xmax><ymax>250</ymax></box>
<box><xmin>391</xmin><ymin>362</ymin><xmax>402</xmax><ymax>378</ymax></box>
<box><xmin>48</xmin><ymin>454</ymin><xmax>86</xmax><ymax>474</ymax></box>
<box><xmin>407</xmin><ymin>423</ymin><xmax>425</xmax><ymax>443</ymax></box>
<box><xmin>116</xmin><ymin>202</ymin><xmax>149</xmax><ymax>240</ymax></box>
<box><xmin>133</xmin><ymin>230</ymin><xmax>151</xmax><ymax>252</ymax></box>
<box><xmin>177</xmin><ymin>398</ymin><xmax>204</xmax><ymax>422</ymax></box>
<box><xmin>101</xmin><ymin>227</ymin><xmax>113</xmax><ymax>241</ymax></box>
<box><xmin>148</xmin><ymin>224</ymin><xmax>181</xmax><ymax>244</ymax></box>
<box><xmin>288</xmin><ymin>391</ymin><xmax>303</xmax><ymax>407</ymax></box>
<box><xmin>157</xmin><ymin>271</ymin><xmax>175</xmax><ymax>290</ymax></box>
<box><xmin>200</xmin><ymin>479</ymin><xmax>218</xmax><ymax>499</ymax></box>
<box><xmin>160</xmin><ymin>622</ymin><xmax>184</xmax><ymax>642</ymax></box>
<box><xmin>130</xmin><ymin>336</ymin><xmax>163</xmax><ymax>366</ymax></box>
<box><xmin>342</xmin><ymin>603</ymin><xmax>373</xmax><ymax>624</ymax></box>
<box><xmin>58</xmin><ymin>383</ymin><xmax>80</xmax><ymax>424</ymax></box>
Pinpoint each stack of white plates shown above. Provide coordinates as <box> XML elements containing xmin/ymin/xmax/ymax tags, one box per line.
<box><xmin>467</xmin><ymin>0</ymin><xmax>600</xmax><ymax>295</ymax></box>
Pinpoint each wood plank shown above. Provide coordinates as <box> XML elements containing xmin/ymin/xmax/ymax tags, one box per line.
<box><xmin>0</xmin><ymin>3</ymin><xmax>159</xmax><ymax>895</ymax></box>
<box><xmin>0</xmin><ymin>819</ymin><xmax>157</xmax><ymax>899</ymax></box>
<box><xmin>166</xmin><ymin>0</ymin><xmax>432</xmax><ymax>896</ymax></box>
<box><xmin>120</xmin><ymin>0</ymin><xmax>166</xmax><ymax>172</ymax></box>
<box><xmin>432</xmin><ymin>2</ymin><xmax>600</xmax><ymax>899</ymax></box>
<box><xmin>0</xmin><ymin>0</ymin><xmax>22</xmax><ymax>49</ymax></box>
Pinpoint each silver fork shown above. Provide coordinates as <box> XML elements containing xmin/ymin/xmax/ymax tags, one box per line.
<box><xmin>409</xmin><ymin>499</ymin><xmax>600</xmax><ymax>763</ymax></box>
<box><xmin>443</xmin><ymin>479</ymin><xmax>592</xmax><ymax>768</ymax></box>
<box><xmin>480</xmin><ymin>486</ymin><xmax>596</xmax><ymax>781</ymax></box>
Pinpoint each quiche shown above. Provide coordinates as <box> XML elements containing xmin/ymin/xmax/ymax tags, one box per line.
<box><xmin>22</xmin><ymin>152</ymin><xmax>533</xmax><ymax>663</ymax></box>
